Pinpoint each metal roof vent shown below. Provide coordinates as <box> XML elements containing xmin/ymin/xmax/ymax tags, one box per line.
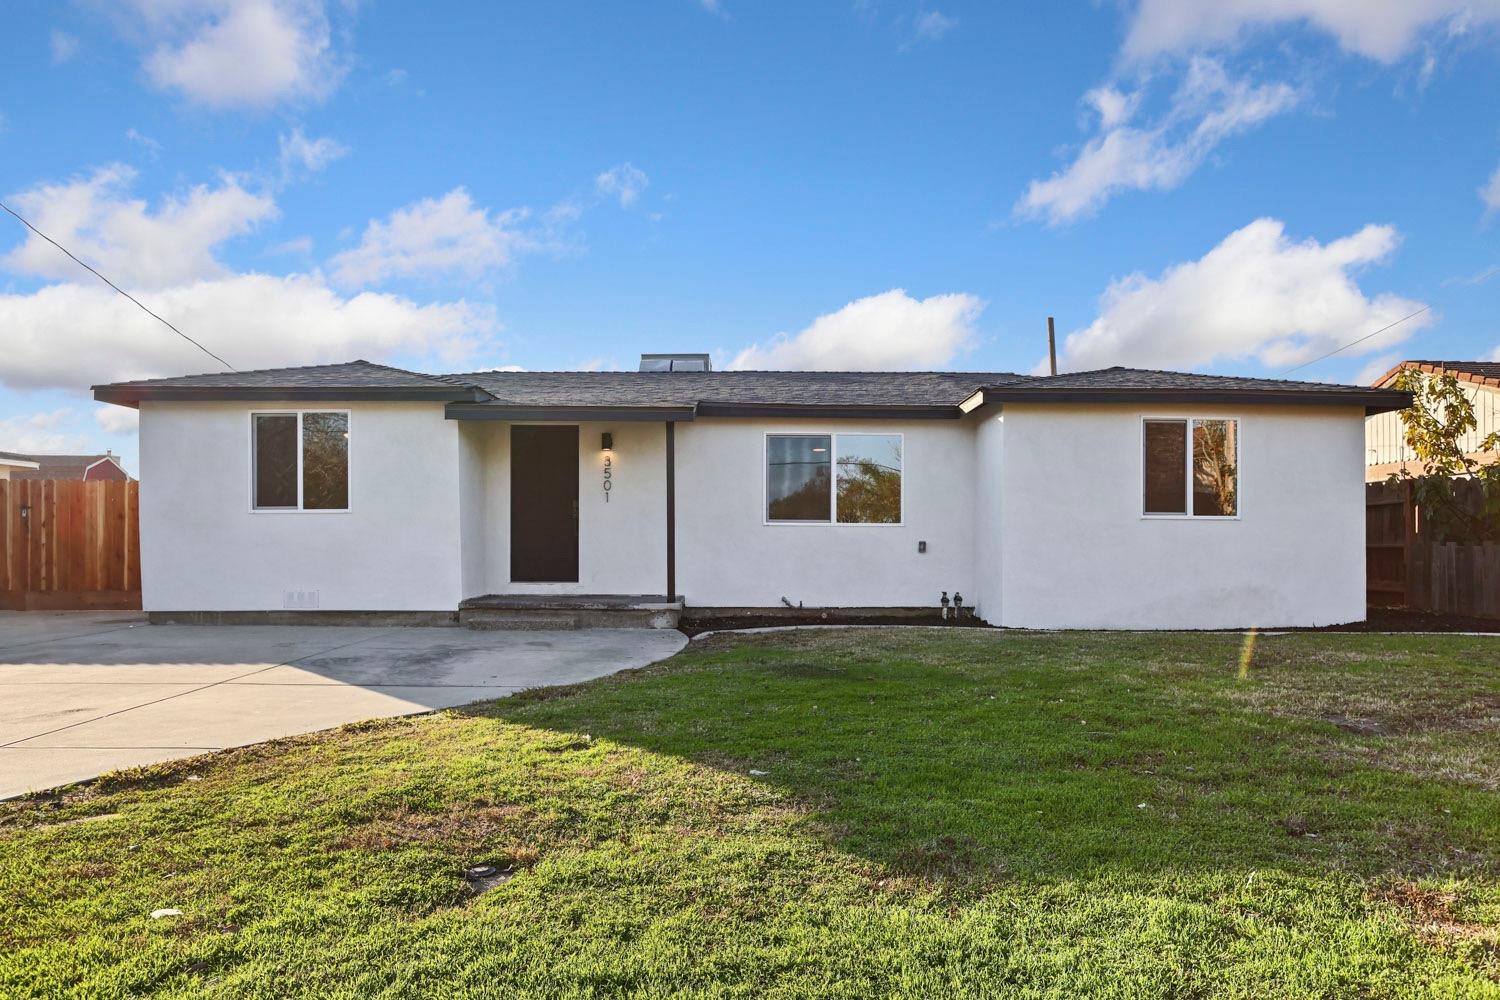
<box><xmin>639</xmin><ymin>353</ymin><xmax>712</xmax><ymax>372</ymax></box>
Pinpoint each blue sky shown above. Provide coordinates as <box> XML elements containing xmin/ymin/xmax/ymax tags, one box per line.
<box><xmin>2</xmin><ymin>1</ymin><xmax>1499</xmax><ymax>474</ymax></box>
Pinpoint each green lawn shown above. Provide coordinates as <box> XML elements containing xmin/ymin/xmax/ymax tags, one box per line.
<box><xmin>3</xmin><ymin>629</ymin><xmax>1499</xmax><ymax>998</ymax></box>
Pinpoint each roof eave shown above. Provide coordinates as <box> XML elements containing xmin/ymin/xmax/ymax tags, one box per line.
<box><xmin>694</xmin><ymin>402</ymin><xmax>962</xmax><ymax>419</ymax></box>
<box><xmin>446</xmin><ymin>403</ymin><xmax>698</xmax><ymax>422</ymax></box>
<box><xmin>92</xmin><ymin>385</ymin><xmax>491</xmax><ymax>406</ymax></box>
<box><xmin>970</xmin><ymin>386</ymin><xmax>1414</xmax><ymax>416</ymax></box>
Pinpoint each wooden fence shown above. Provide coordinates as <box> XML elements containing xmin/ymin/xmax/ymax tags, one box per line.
<box><xmin>1367</xmin><ymin>479</ymin><xmax>1500</xmax><ymax>619</ymax></box>
<box><xmin>0</xmin><ymin>479</ymin><xmax>141</xmax><ymax>611</ymax></box>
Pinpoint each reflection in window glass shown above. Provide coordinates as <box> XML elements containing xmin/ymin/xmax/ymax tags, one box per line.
<box><xmin>1192</xmin><ymin>419</ymin><xmax>1238</xmax><ymax>516</ymax></box>
<box><xmin>253</xmin><ymin>414</ymin><xmax>298</xmax><ymax>509</ymax></box>
<box><xmin>767</xmin><ymin>435</ymin><xmax>831</xmax><ymax>521</ymax></box>
<box><xmin>1142</xmin><ymin>419</ymin><xmax>1187</xmax><ymax>514</ymax></box>
<box><xmin>302</xmin><ymin>412</ymin><xmax>350</xmax><ymax>510</ymax></box>
<box><xmin>836</xmin><ymin>434</ymin><xmax>902</xmax><ymax>523</ymax></box>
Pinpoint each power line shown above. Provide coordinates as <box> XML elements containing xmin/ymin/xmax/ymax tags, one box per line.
<box><xmin>1281</xmin><ymin>305</ymin><xmax>1431</xmax><ymax>377</ymax></box>
<box><xmin>0</xmin><ymin>199</ymin><xmax>235</xmax><ymax>372</ymax></box>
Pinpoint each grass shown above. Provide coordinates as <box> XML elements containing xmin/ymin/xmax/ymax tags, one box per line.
<box><xmin>2</xmin><ymin>628</ymin><xmax>1499</xmax><ymax>998</ymax></box>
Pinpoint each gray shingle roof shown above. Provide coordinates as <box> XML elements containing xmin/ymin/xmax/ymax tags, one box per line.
<box><xmin>969</xmin><ymin>366</ymin><xmax>1410</xmax><ymax>414</ymax></box>
<box><xmin>93</xmin><ymin>360</ymin><xmax>491</xmax><ymax>404</ymax></box>
<box><xmin>96</xmin><ymin>360</ymin><xmax>461</xmax><ymax>391</ymax></box>
<box><xmin>455</xmin><ymin>369</ymin><xmax>1034</xmax><ymax>408</ymax></box>
<box><xmin>93</xmin><ymin>360</ymin><xmax>1411</xmax><ymax>415</ymax></box>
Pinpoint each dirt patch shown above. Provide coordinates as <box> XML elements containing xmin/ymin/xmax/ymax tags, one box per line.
<box><xmin>680</xmin><ymin>613</ymin><xmax>991</xmax><ymax>637</ymax></box>
<box><xmin>1370</xmin><ymin>881</ymin><xmax>1500</xmax><ymax>973</ymax></box>
<box><xmin>1308</xmin><ymin>608</ymin><xmax>1500</xmax><ymax>634</ymax></box>
<box><xmin>338</xmin><ymin>803</ymin><xmax>534</xmax><ymax>857</ymax></box>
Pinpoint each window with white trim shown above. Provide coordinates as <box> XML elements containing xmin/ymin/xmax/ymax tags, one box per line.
<box><xmin>1142</xmin><ymin>418</ymin><xmax>1238</xmax><ymax>517</ymax></box>
<box><xmin>766</xmin><ymin>433</ymin><xmax>902</xmax><ymax>523</ymax></box>
<box><xmin>252</xmin><ymin>411</ymin><xmax>349</xmax><ymax>511</ymax></box>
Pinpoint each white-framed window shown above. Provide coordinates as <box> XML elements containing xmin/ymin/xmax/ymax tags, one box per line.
<box><xmin>765</xmin><ymin>432</ymin><xmax>903</xmax><ymax>524</ymax></box>
<box><xmin>251</xmin><ymin>410</ymin><xmax>350</xmax><ymax>512</ymax></box>
<box><xmin>1142</xmin><ymin>417</ymin><xmax>1239</xmax><ymax>518</ymax></box>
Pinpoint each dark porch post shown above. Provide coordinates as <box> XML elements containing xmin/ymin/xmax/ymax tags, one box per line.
<box><xmin>665</xmin><ymin>421</ymin><xmax>676</xmax><ymax>601</ymax></box>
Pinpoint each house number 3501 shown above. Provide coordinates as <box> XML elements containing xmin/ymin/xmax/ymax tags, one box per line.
<box><xmin>602</xmin><ymin>455</ymin><xmax>613</xmax><ymax>502</ymax></box>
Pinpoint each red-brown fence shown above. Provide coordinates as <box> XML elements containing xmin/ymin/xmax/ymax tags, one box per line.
<box><xmin>1367</xmin><ymin>479</ymin><xmax>1500</xmax><ymax>619</ymax></box>
<box><xmin>0</xmin><ymin>479</ymin><xmax>141</xmax><ymax>611</ymax></box>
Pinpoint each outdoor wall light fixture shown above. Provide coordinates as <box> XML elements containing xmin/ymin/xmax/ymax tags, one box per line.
<box><xmin>601</xmin><ymin>432</ymin><xmax>613</xmax><ymax>451</ymax></box>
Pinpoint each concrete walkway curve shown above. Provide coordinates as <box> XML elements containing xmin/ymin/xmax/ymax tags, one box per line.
<box><xmin>0</xmin><ymin>612</ymin><xmax>686</xmax><ymax>799</ymax></box>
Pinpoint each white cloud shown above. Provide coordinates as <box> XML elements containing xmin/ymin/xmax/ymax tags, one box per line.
<box><xmin>913</xmin><ymin>10</ymin><xmax>957</xmax><ymax>42</ymax></box>
<box><xmin>1017</xmin><ymin>57</ymin><xmax>1300</xmax><ymax>224</ymax></box>
<box><xmin>0</xmin><ymin>274</ymin><xmax>496</xmax><ymax>392</ymax></box>
<box><xmin>1481</xmin><ymin>162</ymin><xmax>1500</xmax><ymax>213</ymax></box>
<box><xmin>329</xmin><ymin>188</ymin><xmax>534</xmax><ymax>287</ymax></box>
<box><xmin>125</xmin><ymin>0</ymin><xmax>343</xmax><ymax>109</ymax></box>
<box><xmin>95</xmin><ymin>405</ymin><xmax>140</xmax><ymax>435</ymax></box>
<box><xmin>277</xmin><ymin>127</ymin><xmax>347</xmax><ymax>177</ymax></box>
<box><xmin>1055</xmin><ymin>218</ymin><xmax>1432</xmax><ymax>373</ymax></box>
<box><xmin>1123</xmin><ymin>0</ymin><xmax>1500</xmax><ymax>64</ymax></box>
<box><xmin>267</xmin><ymin>235</ymin><xmax>313</xmax><ymax>256</ymax></box>
<box><xmin>0</xmin><ymin>409</ymin><xmax>89</xmax><ymax>454</ymax></box>
<box><xmin>125</xmin><ymin>128</ymin><xmax>162</xmax><ymax>156</ymax></box>
<box><xmin>594</xmin><ymin>163</ymin><xmax>649</xmax><ymax>208</ymax></box>
<box><xmin>729</xmin><ymin>289</ymin><xmax>983</xmax><ymax>370</ymax></box>
<box><xmin>1355</xmin><ymin>351</ymin><xmax>1404</xmax><ymax>386</ymax></box>
<box><xmin>51</xmin><ymin>30</ymin><xmax>79</xmax><ymax>64</ymax></box>
<box><xmin>3</xmin><ymin>164</ymin><xmax>276</xmax><ymax>289</ymax></box>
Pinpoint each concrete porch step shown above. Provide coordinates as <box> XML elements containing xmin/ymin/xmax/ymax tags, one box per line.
<box><xmin>458</xmin><ymin>594</ymin><xmax>684</xmax><ymax>631</ymax></box>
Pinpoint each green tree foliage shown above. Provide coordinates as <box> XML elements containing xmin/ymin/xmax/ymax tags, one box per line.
<box><xmin>1389</xmin><ymin>368</ymin><xmax>1500</xmax><ymax>543</ymax></box>
<box><xmin>836</xmin><ymin>456</ymin><xmax>901</xmax><ymax>523</ymax></box>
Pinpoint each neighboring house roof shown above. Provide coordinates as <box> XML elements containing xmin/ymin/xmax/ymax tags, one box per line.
<box><xmin>1370</xmin><ymin>360</ymin><xmax>1500</xmax><ymax>390</ymax></box>
<box><xmin>0</xmin><ymin>450</ymin><xmax>42</xmax><ymax>470</ymax></box>
<box><xmin>2</xmin><ymin>452</ymin><xmax>130</xmax><ymax>481</ymax></box>
<box><xmin>93</xmin><ymin>360</ymin><xmax>1412</xmax><ymax>418</ymax></box>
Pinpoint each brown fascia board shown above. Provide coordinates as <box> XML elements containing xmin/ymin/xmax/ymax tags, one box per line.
<box><xmin>93</xmin><ymin>384</ymin><xmax>492</xmax><ymax>407</ymax></box>
<box><xmin>447</xmin><ymin>401</ymin><xmax>965</xmax><ymax>421</ymax></box>
<box><xmin>693</xmin><ymin>402</ymin><xmax>961</xmax><ymax>419</ymax></box>
<box><xmin>446</xmin><ymin>403</ymin><xmax>698</xmax><ymax>422</ymax></box>
<box><xmin>964</xmin><ymin>385</ymin><xmax>1414</xmax><ymax>416</ymax></box>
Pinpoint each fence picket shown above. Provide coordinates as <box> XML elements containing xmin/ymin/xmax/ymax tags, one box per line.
<box><xmin>0</xmin><ymin>480</ymin><xmax>141</xmax><ymax>611</ymax></box>
<box><xmin>1367</xmin><ymin>480</ymin><xmax>1500</xmax><ymax>620</ymax></box>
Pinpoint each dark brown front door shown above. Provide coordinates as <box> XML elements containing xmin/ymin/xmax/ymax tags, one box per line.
<box><xmin>510</xmin><ymin>425</ymin><xmax>579</xmax><ymax>582</ymax></box>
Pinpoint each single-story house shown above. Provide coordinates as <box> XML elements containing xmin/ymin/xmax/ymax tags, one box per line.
<box><xmin>93</xmin><ymin>355</ymin><xmax>1410</xmax><ymax>630</ymax></box>
<box><xmin>0</xmin><ymin>450</ymin><xmax>131</xmax><ymax>481</ymax></box>
<box><xmin>1366</xmin><ymin>360</ymin><xmax>1499</xmax><ymax>482</ymax></box>
<box><xmin>0</xmin><ymin>451</ymin><xmax>42</xmax><ymax>479</ymax></box>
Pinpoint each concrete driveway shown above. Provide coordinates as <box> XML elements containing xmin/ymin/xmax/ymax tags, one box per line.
<box><xmin>0</xmin><ymin>612</ymin><xmax>687</xmax><ymax>799</ymax></box>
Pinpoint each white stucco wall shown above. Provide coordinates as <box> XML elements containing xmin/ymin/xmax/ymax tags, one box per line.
<box><xmin>138</xmin><ymin>400</ymin><xmax>463</xmax><ymax>611</ymax></box>
<box><xmin>472</xmin><ymin>420</ymin><xmax>668</xmax><ymax>597</ymax></box>
<box><xmin>674</xmin><ymin>418</ymin><xmax>975</xmax><ymax>608</ymax></box>
<box><xmin>458</xmin><ymin>421</ymin><xmax>488</xmax><ymax>599</ymax></box>
<box><xmin>997</xmin><ymin>403</ymin><xmax>1367</xmax><ymax>629</ymax></box>
<box><xmin>971</xmin><ymin>407</ymin><xmax>1004</xmax><ymax>623</ymax></box>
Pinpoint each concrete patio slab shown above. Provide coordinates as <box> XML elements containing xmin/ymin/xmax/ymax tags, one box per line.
<box><xmin>0</xmin><ymin>612</ymin><xmax>686</xmax><ymax>799</ymax></box>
